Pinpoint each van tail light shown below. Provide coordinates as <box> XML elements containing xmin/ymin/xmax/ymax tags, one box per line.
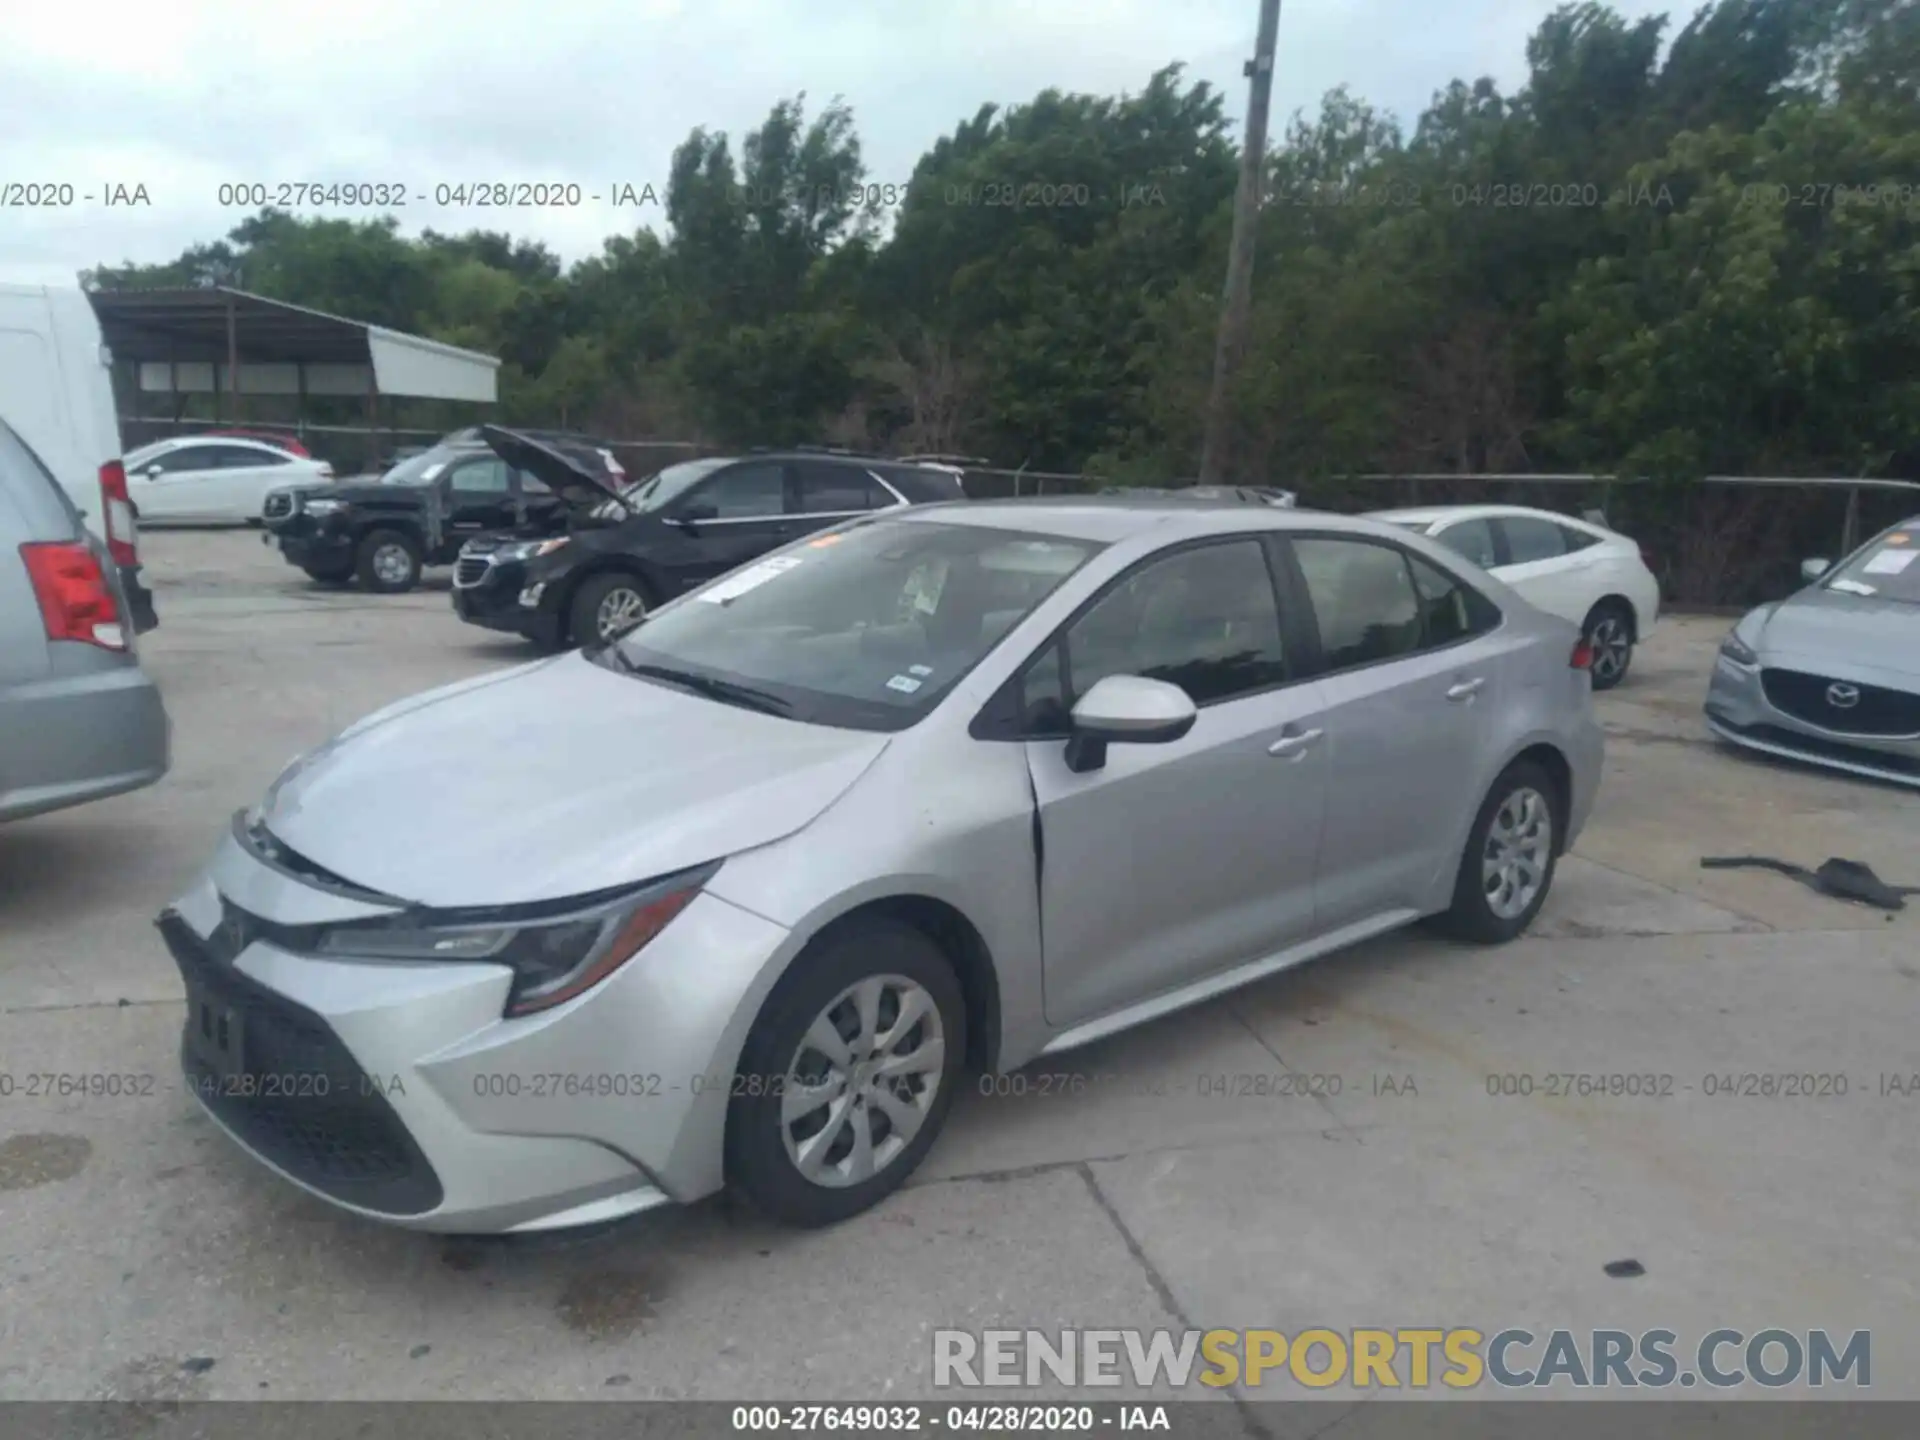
<box><xmin>1570</xmin><ymin>638</ymin><xmax>1594</xmax><ymax>671</ymax></box>
<box><xmin>99</xmin><ymin>460</ymin><xmax>138</xmax><ymax>568</ymax></box>
<box><xmin>20</xmin><ymin>541</ymin><xmax>127</xmax><ymax>650</ymax></box>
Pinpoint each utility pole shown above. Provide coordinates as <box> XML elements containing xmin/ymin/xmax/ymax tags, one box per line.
<box><xmin>1197</xmin><ymin>0</ymin><xmax>1283</xmax><ymax>484</ymax></box>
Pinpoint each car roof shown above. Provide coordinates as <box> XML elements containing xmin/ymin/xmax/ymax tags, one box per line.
<box><xmin>1368</xmin><ymin>502</ymin><xmax>1607</xmax><ymax>526</ymax></box>
<box><xmin>890</xmin><ymin>495</ymin><xmax>1403</xmax><ymax>545</ymax></box>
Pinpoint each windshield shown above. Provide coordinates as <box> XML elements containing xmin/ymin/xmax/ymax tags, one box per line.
<box><xmin>1819</xmin><ymin>524</ymin><xmax>1920</xmax><ymax>604</ymax></box>
<box><xmin>606</xmin><ymin>518</ymin><xmax>1100</xmax><ymax>730</ymax></box>
<box><xmin>379</xmin><ymin>447</ymin><xmax>456</xmax><ymax>486</ymax></box>
<box><xmin>589</xmin><ymin>458</ymin><xmax>728</xmax><ymax>521</ymax></box>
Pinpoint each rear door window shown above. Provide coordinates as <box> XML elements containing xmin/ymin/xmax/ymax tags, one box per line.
<box><xmin>794</xmin><ymin>463</ymin><xmax>891</xmax><ymax>514</ymax></box>
<box><xmin>1431</xmin><ymin>516</ymin><xmax>1498</xmax><ymax>569</ymax></box>
<box><xmin>1497</xmin><ymin>515</ymin><xmax>1569</xmax><ymax>565</ymax></box>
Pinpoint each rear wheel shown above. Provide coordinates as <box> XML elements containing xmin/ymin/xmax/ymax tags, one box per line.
<box><xmin>568</xmin><ymin>571</ymin><xmax>651</xmax><ymax>646</ymax></box>
<box><xmin>1434</xmin><ymin>760</ymin><xmax>1561</xmax><ymax>944</ymax></box>
<box><xmin>355</xmin><ymin>529</ymin><xmax>422</xmax><ymax>593</ymax></box>
<box><xmin>1582</xmin><ymin>600</ymin><xmax>1634</xmax><ymax>691</ymax></box>
<box><xmin>728</xmin><ymin>918</ymin><xmax>965</xmax><ymax>1227</ymax></box>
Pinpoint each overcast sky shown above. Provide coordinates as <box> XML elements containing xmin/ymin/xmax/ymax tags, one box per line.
<box><xmin>1</xmin><ymin>0</ymin><xmax>1682</xmax><ymax>285</ymax></box>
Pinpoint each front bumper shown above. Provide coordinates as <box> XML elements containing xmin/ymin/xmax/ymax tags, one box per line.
<box><xmin>270</xmin><ymin>524</ymin><xmax>356</xmax><ymax>572</ymax></box>
<box><xmin>1704</xmin><ymin>653</ymin><xmax>1920</xmax><ymax>789</ymax></box>
<box><xmin>451</xmin><ymin>555</ymin><xmax>562</xmax><ymax>646</ymax></box>
<box><xmin>159</xmin><ymin>829</ymin><xmax>792</xmax><ymax>1232</ymax></box>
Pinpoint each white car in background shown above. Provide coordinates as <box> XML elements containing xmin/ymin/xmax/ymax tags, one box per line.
<box><xmin>125</xmin><ymin>436</ymin><xmax>333</xmax><ymax>526</ymax></box>
<box><xmin>1368</xmin><ymin>504</ymin><xmax>1659</xmax><ymax>689</ymax></box>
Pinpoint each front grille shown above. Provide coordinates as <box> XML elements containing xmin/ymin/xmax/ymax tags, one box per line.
<box><xmin>1760</xmin><ymin>668</ymin><xmax>1920</xmax><ymax>737</ymax></box>
<box><xmin>453</xmin><ymin>556</ymin><xmax>491</xmax><ymax>587</ymax></box>
<box><xmin>158</xmin><ymin>908</ymin><xmax>444</xmax><ymax>1216</ymax></box>
<box><xmin>263</xmin><ymin>492</ymin><xmax>295</xmax><ymax>520</ymax></box>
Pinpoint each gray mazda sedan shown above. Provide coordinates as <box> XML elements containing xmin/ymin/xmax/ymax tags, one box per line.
<box><xmin>160</xmin><ymin>495</ymin><xmax>1603</xmax><ymax>1234</ymax></box>
<box><xmin>1706</xmin><ymin>517</ymin><xmax>1920</xmax><ymax>789</ymax></box>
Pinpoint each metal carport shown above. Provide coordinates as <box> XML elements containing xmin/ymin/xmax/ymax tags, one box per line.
<box><xmin>87</xmin><ymin>286</ymin><xmax>500</xmax><ymax>465</ymax></box>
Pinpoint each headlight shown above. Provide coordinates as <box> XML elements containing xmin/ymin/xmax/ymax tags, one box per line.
<box><xmin>313</xmin><ymin>862</ymin><xmax>717</xmax><ymax>1017</ymax></box>
<box><xmin>304</xmin><ymin>497</ymin><xmax>345</xmax><ymax>516</ymax></box>
<box><xmin>501</xmin><ymin>538</ymin><xmax>569</xmax><ymax>562</ymax></box>
<box><xmin>1719</xmin><ymin>632</ymin><xmax>1759</xmax><ymax>666</ymax></box>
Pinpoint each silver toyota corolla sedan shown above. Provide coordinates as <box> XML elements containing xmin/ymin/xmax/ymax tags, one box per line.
<box><xmin>1706</xmin><ymin>517</ymin><xmax>1920</xmax><ymax>789</ymax></box>
<box><xmin>159</xmin><ymin>488</ymin><xmax>1604</xmax><ymax>1235</ymax></box>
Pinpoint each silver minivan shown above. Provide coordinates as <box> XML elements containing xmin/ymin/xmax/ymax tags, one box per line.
<box><xmin>0</xmin><ymin>414</ymin><xmax>169</xmax><ymax>822</ymax></box>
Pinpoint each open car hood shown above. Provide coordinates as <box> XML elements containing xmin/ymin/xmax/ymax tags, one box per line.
<box><xmin>480</xmin><ymin>425</ymin><xmax>629</xmax><ymax>512</ymax></box>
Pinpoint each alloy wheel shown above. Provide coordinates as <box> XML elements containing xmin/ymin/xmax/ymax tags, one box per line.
<box><xmin>1482</xmin><ymin>786</ymin><xmax>1553</xmax><ymax>920</ymax></box>
<box><xmin>781</xmin><ymin>974</ymin><xmax>946</xmax><ymax>1189</ymax></box>
<box><xmin>372</xmin><ymin>544</ymin><xmax>413</xmax><ymax>586</ymax></box>
<box><xmin>596</xmin><ymin>587</ymin><xmax>647</xmax><ymax>640</ymax></box>
<box><xmin>1588</xmin><ymin>615</ymin><xmax>1630</xmax><ymax>684</ymax></box>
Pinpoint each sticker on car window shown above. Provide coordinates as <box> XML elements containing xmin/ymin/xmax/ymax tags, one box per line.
<box><xmin>886</xmin><ymin>674</ymin><xmax>923</xmax><ymax>693</ymax></box>
<box><xmin>908</xmin><ymin>664</ymin><xmax>933</xmax><ymax>676</ymax></box>
<box><xmin>1830</xmin><ymin>579</ymin><xmax>1877</xmax><ymax>595</ymax></box>
<box><xmin>1885</xmin><ymin>533</ymin><xmax>1911</xmax><ymax>545</ymax></box>
<box><xmin>1862</xmin><ymin>548</ymin><xmax>1916</xmax><ymax>575</ymax></box>
<box><xmin>698</xmin><ymin>554</ymin><xmax>804</xmax><ymax>604</ymax></box>
<box><xmin>807</xmin><ymin>532</ymin><xmax>846</xmax><ymax>548</ymax></box>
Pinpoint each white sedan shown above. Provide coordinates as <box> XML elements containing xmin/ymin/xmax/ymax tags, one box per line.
<box><xmin>1368</xmin><ymin>504</ymin><xmax>1660</xmax><ymax>689</ymax></box>
<box><xmin>125</xmin><ymin>437</ymin><xmax>333</xmax><ymax>526</ymax></box>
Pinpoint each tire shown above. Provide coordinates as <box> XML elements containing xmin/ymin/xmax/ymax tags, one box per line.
<box><xmin>355</xmin><ymin>528</ymin><xmax>423</xmax><ymax>594</ymax></box>
<box><xmin>568</xmin><ymin>571</ymin><xmax>652</xmax><ymax>647</ymax></box>
<box><xmin>727</xmin><ymin>917</ymin><xmax>966</xmax><ymax>1228</ymax></box>
<box><xmin>1433</xmin><ymin>759</ymin><xmax>1562</xmax><ymax>944</ymax></box>
<box><xmin>1582</xmin><ymin>600</ymin><xmax>1634</xmax><ymax>691</ymax></box>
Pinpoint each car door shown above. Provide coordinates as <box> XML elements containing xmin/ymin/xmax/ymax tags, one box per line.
<box><xmin>1283</xmin><ymin>534</ymin><xmax>1505</xmax><ymax>929</ymax></box>
<box><xmin>208</xmin><ymin>443</ymin><xmax>293</xmax><ymax>521</ymax></box>
<box><xmin>791</xmin><ymin>460</ymin><xmax>897</xmax><ymax>532</ymax></box>
<box><xmin>1020</xmin><ymin>537</ymin><xmax>1331</xmax><ymax>1028</ymax></box>
<box><xmin>442</xmin><ymin>456</ymin><xmax>517</xmax><ymax>541</ymax></box>
<box><xmin>129</xmin><ymin>443</ymin><xmax>227</xmax><ymax>521</ymax></box>
<box><xmin>656</xmin><ymin>460</ymin><xmax>796</xmax><ymax>595</ymax></box>
<box><xmin>1489</xmin><ymin>514</ymin><xmax>1586</xmax><ymax>622</ymax></box>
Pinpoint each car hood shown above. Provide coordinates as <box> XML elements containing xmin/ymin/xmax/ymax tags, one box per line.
<box><xmin>258</xmin><ymin>651</ymin><xmax>891</xmax><ymax>908</ymax></box>
<box><xmin>1751</xmin><ymin>590</ymin><xmax>1920</xmax><ymax>686</ymax></box>
<box><xmin>481</xmin><ymin>425</ymin><xmax>627</xmax><ymax>513</ymax></box>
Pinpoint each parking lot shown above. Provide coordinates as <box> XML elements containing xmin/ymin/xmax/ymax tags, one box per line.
<box><xmin>2</xmin><ymin>529</ymin><xmax>1917</xmax><ymax>1413</ymax></box>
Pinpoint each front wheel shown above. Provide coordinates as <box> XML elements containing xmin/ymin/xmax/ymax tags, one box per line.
<box><xmin>727</xmin><ymin>918</ymin><xmax>965</xmax><ymax>1227</ymax></box>
<box><xmin>356</xmin><ymin>529</ymin><xmax>422</xmax><ymax>593</ymax></box>
<box><xmin>1434</xmin><ymin>760</ymin><xmax>1561</xmax><ymax>944</ymax></box>
<box><xmin>568</xmin><ymin>571</ymin><xmax>651</xmax><ymax>647</ymax></box>
<box><xmin>1582</xmin><ymin>601</ymin><xmax>1634</xmax><ymax>691</ymax></box>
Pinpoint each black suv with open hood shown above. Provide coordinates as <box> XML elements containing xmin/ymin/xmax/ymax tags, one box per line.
<box><xmin>451</xmin><ymin>443</ymin><xmax>968</xmax><ymax>648</ymax></box>
<box><xmin>260</xmin><ymin>427</ymin><xmax>627</xmax><ymax>593</ymax></box>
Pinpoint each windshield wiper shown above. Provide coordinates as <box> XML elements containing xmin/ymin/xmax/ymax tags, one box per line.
<box><xmin>609</xmin><ymin>656</ymin><xmax>794</xmax><ymax>716</ymax></box>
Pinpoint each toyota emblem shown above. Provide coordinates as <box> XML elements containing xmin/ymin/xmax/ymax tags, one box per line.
<box><xmin>1826</xmin><ymin>682</ymin><xmax>1861</xmax><ymax>710</ymax></box>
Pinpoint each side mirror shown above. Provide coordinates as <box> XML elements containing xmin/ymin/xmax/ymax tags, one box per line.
<box><xmin>1800</xmin><ymin>557</ymin><xmax>1831</xmax><ymax>583</ymax></box>
<box><xmin>673</xmin><ymin>502</ymin><xmax>718</xmax><ymax>527</ymax></box>
<box><xmin>1063</xmin><ymin>675</ymin><xmax>1197</xmax><ymax>774</ymax></box>
<box><xmin>143</xmin><ymin>463</ymin><xmax>165</xmax><ymax>479</ymax></box>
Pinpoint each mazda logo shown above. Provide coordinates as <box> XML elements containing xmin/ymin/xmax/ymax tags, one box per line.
<box><xmin>1826</xmin><ymin>682</ymin><xmax>1861</xmax><ymax>710</ymax></box>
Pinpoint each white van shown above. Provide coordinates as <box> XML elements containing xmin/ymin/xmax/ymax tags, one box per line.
<box><xmin>0</xmin><ymin>282</ymin><xmax>156</xmax><ymax>630</ymax></box>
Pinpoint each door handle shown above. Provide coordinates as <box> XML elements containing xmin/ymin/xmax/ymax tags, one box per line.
<box><xmin>1267</xmin><ymin>727</ymin><xmax>1324</xmax><ymax>759</ymax></box>
<box><xmin>1445</xmin><ymin>677</ymin><xmax>1485</xmax><ymax>702</ymax></box>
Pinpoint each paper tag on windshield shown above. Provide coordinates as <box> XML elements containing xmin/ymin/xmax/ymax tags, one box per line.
<box><xmin>886</xmin><ymin>674</ymin><xmax>923</xmax><ymax>693</ymax></box>
<box><xmin>1830</xmin><ymin>579</ymin><xmax>1877</xmax><ymax>595</ymax></box>
<box><xmin>1862</xmin><ymin>548</ymin><xmax>1916</xmax><ymax>575</ymax></box>
<box><xmin>698</xmin><ymin>554</ymin><xmax>803</xmax><ymax>603</ymax></box>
